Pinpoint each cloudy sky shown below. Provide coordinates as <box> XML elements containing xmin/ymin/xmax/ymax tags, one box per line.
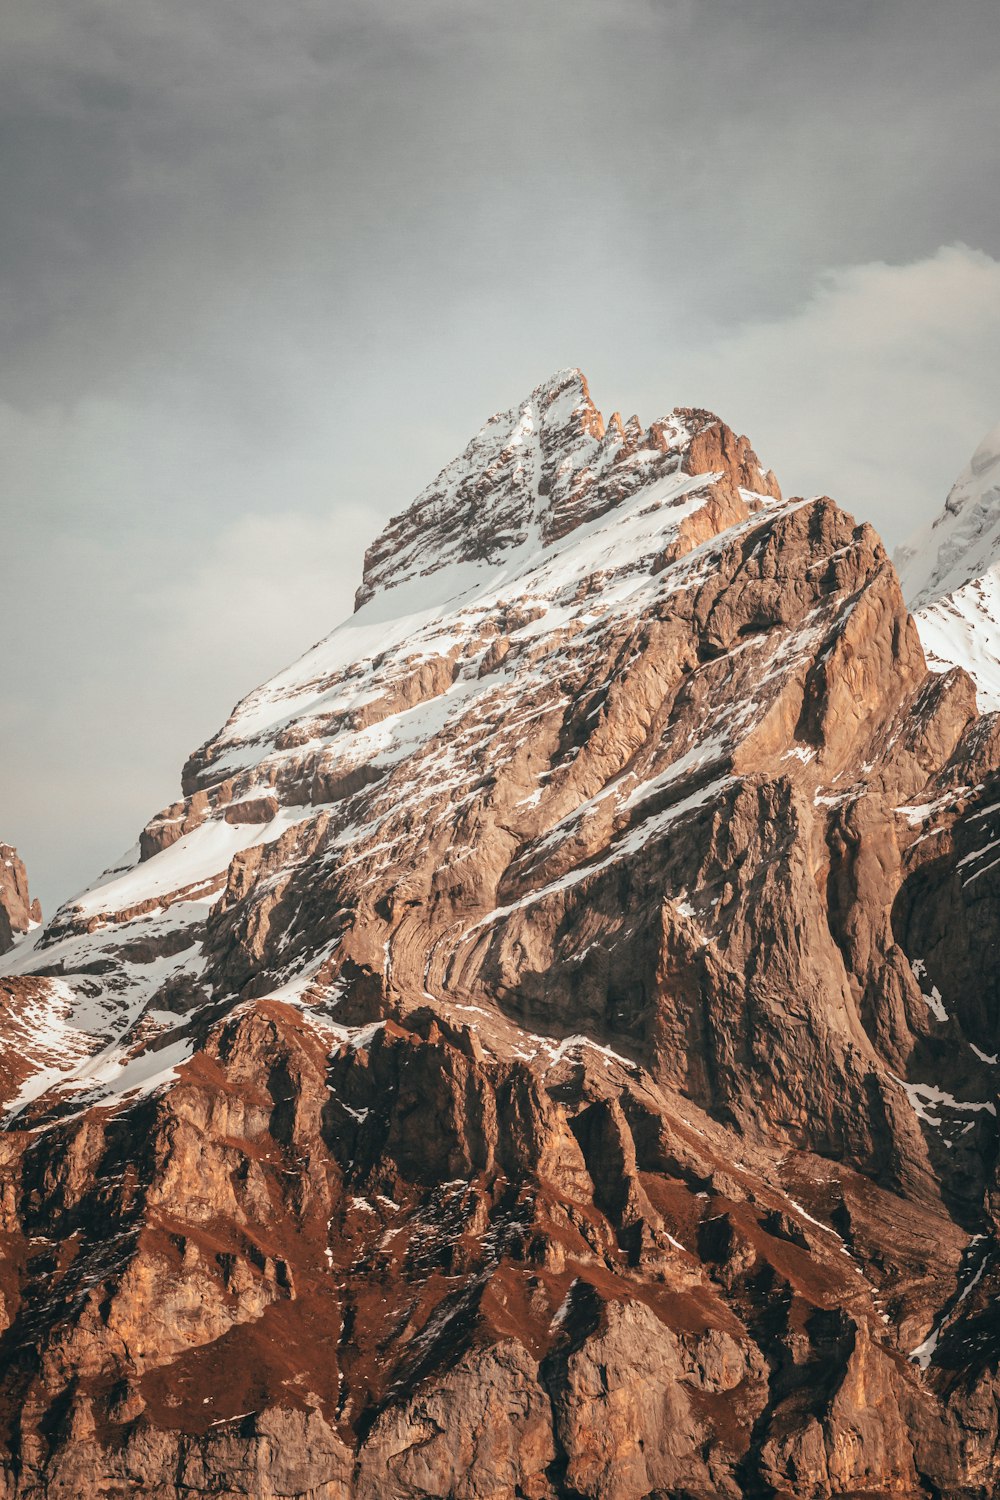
<box><xmin>4</xmin><ymin>0</ymin><xmax>1000</xmax><ymax>911</ymax></box>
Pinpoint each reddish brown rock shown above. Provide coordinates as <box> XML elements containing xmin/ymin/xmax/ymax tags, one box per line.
<box><xmin>0</xmin><ymin>845</ymin><xmax>39</xmax><ymax>956</ymax></box>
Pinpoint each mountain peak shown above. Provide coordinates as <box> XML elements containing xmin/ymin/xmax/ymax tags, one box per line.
<box><xmin>354</xmin><ymin>370</ymin><xmax>779</xmax><ymax>610</ymax></box>
<box><xmin>897</xmin><ymin>416</ymin><xmax>1000</xmax><ymax>710</ymax></box>
<box><xmin>353</xmin><ymin>367</ymin><xmax>603</xmax><ymax>611</ymax></box>
<box><xmin>897</xmin><ymin>417</ymin><xmax>1000</xmax><ymax>608</ymax></box>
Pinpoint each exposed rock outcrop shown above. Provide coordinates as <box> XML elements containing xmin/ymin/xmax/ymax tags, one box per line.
<box><xmin>0</xmin><ymin>845</ymin><xmax>39</xmax><ymax>956</ymax></box>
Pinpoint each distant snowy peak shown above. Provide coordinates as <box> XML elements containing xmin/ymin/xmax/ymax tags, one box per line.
<box><xmin>897</xmin><ymin>418</ymin><xmax>1000</xmax><ymax>712</ymax></box>
<box><xmin>897</xmin><ymin>419</ymin><xmax>1000</xmax><ymax>607</ymax></box>
<box><xmin>354</xmin><ymin>367</ymin><xmax>779</xmax><ymax>610</ymax></box>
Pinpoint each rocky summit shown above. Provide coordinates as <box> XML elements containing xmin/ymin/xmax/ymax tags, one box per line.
<box><xmin>3</xmin><ymin>368</ymin><xmax>1000</xmax><ymax>1498</ymax></box>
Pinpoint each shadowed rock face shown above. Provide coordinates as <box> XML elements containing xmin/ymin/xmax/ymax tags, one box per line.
<box><xmin>3</xmin><ymin>369</ymin><xmax>1000</xmax><ymax>1497</ymax></box>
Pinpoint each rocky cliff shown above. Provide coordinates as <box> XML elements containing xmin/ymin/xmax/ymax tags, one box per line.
<box><xmin>2</xmin><ymin>369</ymin><xmax>1000</xmax><ymax>1498</ymax></box>
<box><xmin>0</xmin><ymin>846</ymin><xmax>40</xmax><ymax>956</ymax></box>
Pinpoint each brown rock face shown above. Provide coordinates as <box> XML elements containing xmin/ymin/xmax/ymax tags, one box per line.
<box><xmin>0</xmin><ymin>846</ymin><xmax>39</xmax><ymax>956</ymax></box>
<box><xmin>3</xmin><ymin>370</ymin><xmax>1000</xmax><ymax>1496</ymax></box>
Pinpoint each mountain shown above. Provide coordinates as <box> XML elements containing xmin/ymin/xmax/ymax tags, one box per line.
<box><xmin>0</xmin><ymin>844</ymin><xmax>40</xmax><ymax>956</ymax></box>
<box><xmin>2</xmin><ymin>369</ymin><xmax>1000</xmax><ymax>1497</ymax></box>
<box><xmin>897</xmin><ymin>418</ymin><xmax>1000</xmax><ymax>711</ymax></box>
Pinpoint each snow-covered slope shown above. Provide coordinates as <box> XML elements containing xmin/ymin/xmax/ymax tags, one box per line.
<box><xmin>897</xmin><ymin>418</ymin><xmax>1000</xmax><ymax>710</ymax></box>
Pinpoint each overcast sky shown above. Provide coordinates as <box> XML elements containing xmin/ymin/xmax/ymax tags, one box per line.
<box><xmin>4</xmin><ymin>0</ymin><xmax>1000</xmax><ymax>912</ymax></box>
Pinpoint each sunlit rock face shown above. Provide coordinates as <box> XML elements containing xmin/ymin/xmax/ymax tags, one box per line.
<box><xmin>0</xmin><ymin>844</ymin><xmax>39</xmax><ymax>956</ymax></box>
<box><xmin>3</xmin><ymin>370</ymin><xmax>1000</xmax><ymax>1497</ymax></box>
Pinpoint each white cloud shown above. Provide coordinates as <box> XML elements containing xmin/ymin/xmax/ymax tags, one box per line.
<box><xmin>679</xmin><ymin>244</ymin><xmax>1000</xmax><ymax>546</ymax></box>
